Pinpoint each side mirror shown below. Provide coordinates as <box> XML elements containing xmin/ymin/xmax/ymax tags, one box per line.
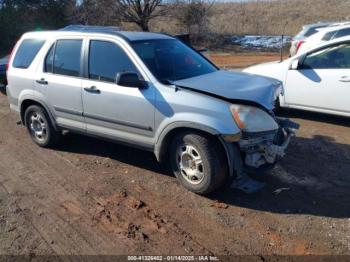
<box><xmin>116</xmin><ymin>72</ymin><xmax>146</xmax><ymax>88</ymax></box>
<box><xmin>290</xmin><ymin>59</ymin><xmax>299</xmax><ymax>70</ymax></box>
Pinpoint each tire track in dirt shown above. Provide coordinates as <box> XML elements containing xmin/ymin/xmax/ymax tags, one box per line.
<box><xmin>0</xmin><ymin>95</ymin><xmax>214</xmax><ymax>255</ymax></box>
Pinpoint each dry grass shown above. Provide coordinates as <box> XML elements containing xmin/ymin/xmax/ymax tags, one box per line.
<box><xmin>150</xmin><ymin>0</ymin><xmax>350</xmax><ymax>36</ymax></box>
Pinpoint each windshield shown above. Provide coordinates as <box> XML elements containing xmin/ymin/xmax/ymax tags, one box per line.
<box><xmin>131</xmin><ymin>39</ymin><xmax>217</xmax><ymax>83</ymax></box>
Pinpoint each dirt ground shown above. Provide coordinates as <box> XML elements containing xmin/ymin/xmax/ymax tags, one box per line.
<box><xmin>208</xmin><ymin>52</ymin><xmax>290</xmax><ymax>69</ymax></box>
<box><xmin>0</xmin><ymin>54</ymin><xmax>350</xmax><ymax>259</ymax></box>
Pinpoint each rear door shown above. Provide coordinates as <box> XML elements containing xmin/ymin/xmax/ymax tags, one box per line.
<box><xmin>35</xmin><ymin>37</ymin><xmax>85</xmax><ymax>131</ymax></box>
<box><xmin>285</xmin><ymin>42</ymin><xmax>350</xmax><ymax>114</ymax></box>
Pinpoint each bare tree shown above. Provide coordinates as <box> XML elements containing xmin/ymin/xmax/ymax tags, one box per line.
<box><xmin>174</xmin><ymin>0</ymin><xmax>214</xmax><ymax>42</ymax></box>
<box><xmin>73</xmin><ymin>0</ymin><xmax>121</xmax><ymax>26</ymax></box>
<box><xmin>116</xmin><ymin>0</ymin><xmax>167</xmax><ymax>31</ymax></box>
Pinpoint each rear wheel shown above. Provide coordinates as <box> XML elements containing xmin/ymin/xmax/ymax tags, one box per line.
<box><xmin>170</xmin><ymin>131</ymin><xmax>228</xmax><ymax>194</ymax></box>
<box><xmin>24</xmin><ymin>105</ymin><xmax>59</xmax><ymax>147</ymax></box>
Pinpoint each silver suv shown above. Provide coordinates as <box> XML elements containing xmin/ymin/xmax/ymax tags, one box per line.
<box><xmin>6</xmin><ymin>26</ymin><xmax>298</xmax><ymax>194</ymax></box>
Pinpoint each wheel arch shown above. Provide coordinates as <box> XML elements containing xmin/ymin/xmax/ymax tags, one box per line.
<box><xmin>20</xmin><ymin>99</ymin><xmax>59</xmax><ymax>131</ymax></box>
<box><xmin>154</xmin><ymin>122</ymin><xmax>239</xmax><ymax>178</ymax></box>
<box><xmin>155</xmin><ymin>123</ymin><xmax>217</xmax><ymax>160</ymax></box>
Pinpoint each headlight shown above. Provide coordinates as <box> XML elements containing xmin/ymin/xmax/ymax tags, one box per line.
<box><xmin>230</xmin><ymin>105</ymin><xmax>278</xmax><ymax>133</ymax></box>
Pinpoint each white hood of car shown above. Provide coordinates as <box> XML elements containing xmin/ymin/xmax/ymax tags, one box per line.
<box><xmin>243</xmin><ymin>60</ymin><xmax>291</xmax><ymax>83</ymax></box>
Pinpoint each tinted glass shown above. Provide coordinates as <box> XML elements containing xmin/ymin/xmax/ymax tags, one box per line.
<box><xmin>304</xmin><ymin>28</ymin><xmax>318</xmax><ymax>37</ymax></box>
<box><xmin>132</xmin><ymin>39</ymin><xmax>217</xmax><ymax>83</ymax></box>
<box><xmin>44</xmin><ymin>45</ymin><xmax>54</xmax><ymax>73</ymax></box>
<box><xmin>302</xmin><ymin>43</ymin><xmax>350</xmax><ymax>69</ymax></box>
<box><xmin>304</xmin><ymin>25</ymin><xmax>328</xmax><ymax>37</ymax></box>
<box><xmin>89</xmin><ymin>40</ymin><xmax>137</xmax><ymax>83</ymax></box>
<box><xmin>322</xmin><ymin>31</ymin><xmax>336</xmax><ymax>41</ymax></box>
<box><xmin>13</xmin><ymin>39</ymin><xmax>45</xmax><ymax>69</ymax></box>
<box><xmin>334</xmin><ymin>28</ymin><xmax>350</xmax><ymax>39</ymax></box>
<box><xmin>53</xmin><ymin>40</ymin><xmax>82</xmax><ymax>77</ymax></box>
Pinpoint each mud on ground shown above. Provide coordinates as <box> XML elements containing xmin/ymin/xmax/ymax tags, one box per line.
<box><xmin>0</xmin><ymin>54</ymin><xmax>349</xmax><ymax>258</ymax></box>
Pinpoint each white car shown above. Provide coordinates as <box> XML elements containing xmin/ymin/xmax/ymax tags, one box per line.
<box><xmin>297</xmin><ymin>24</ymin><xmax>350</xmax><ymax>54</ymax></box>
<box><xmin>289</xmin><ymin>22</ymin><xmax>332</xmax><ymax>57</ymax></box>
<box><xmin>244</xmin><ymin>36</ymin><xmax>350</xmax><ymax>118</ymax></box>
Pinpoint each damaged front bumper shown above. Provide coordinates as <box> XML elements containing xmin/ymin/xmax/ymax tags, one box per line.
<box><xmin>238</xmin><ymin>118</ymin><xmax>299</xmax><ymax>170</ymax></box>
<box><xmin>221</xmin><ymin>117</ymin><xmax>299</xmax><ymax>193</ymax></box>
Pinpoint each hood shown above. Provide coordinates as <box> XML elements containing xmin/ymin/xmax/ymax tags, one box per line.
<box><xmin>173</xmin><ymin>70</ymin><xmax>281</xmax><ymax>110</ymax></box>
<box><xmin>243</xmin><ymin>60</ymin><xmax>290</xmax><ymax>83</ymax></box>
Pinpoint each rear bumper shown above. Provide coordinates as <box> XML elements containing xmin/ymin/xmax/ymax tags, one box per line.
<box><xmin>238</xmin><ymin>118</ymin><xmax>299</xmax><ymax>169</ymax></box>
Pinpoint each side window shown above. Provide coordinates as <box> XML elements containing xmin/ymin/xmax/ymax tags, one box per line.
<box><xmin>334</xmin><ymin>28</ymin><xmax>350</xmax><ymax>39</ymax></box>
<box><xmin>13</xmin><ymin>39</ymin><xmax>45</xmax><ymax>69</ymax></box>
<box><xmin>88</xmin><ymin>40</ymin><xmax>138</xmax><ymax>83</ymax></box>
<box><xmin>44</xmin><ymin>45</ymin><xmax>54</xmax><ymax>73</ymax></box>
<box><xmin>322</xmin><ymin>31</ymin><xmax>336</xmax><ymax>41</ymax></box>
<box><xmin>301</xmin><ymin>43</ymin><xmax>350</xmax><ymax>69</ymax></box>
<box><xmin>50</xmin><ymin>39</ymin><xmax>82</xmax><ymax>77</ymax></box>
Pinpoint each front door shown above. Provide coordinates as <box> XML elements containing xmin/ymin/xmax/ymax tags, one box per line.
<box><xmin>285</xmin><ymin>42</ymin><xmax>350</xmax><ymax>114</ymax></box>
<box><xmin>82</xmin><ymin>39</ymin><xmax>155</xmax><ymax>148</ymax></box>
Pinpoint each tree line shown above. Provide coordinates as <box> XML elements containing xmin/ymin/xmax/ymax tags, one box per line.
<box><xmin>0</xmin><ymin>0</ymin><xmax>213</xmax><ymax>55</ymax></box>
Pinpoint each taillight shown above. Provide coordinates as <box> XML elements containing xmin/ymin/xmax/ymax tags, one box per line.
<box><xmin>296</xmin><ymin>40</ymin><xmax>305</xmax><ymax>53</ymax></box>
<box><xmin>6</xmin><ymin>40</ymin><xmax>19</xmax><ymax>72</ymax></box>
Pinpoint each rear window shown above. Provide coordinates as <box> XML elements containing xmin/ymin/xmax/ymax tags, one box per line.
<box><xmin>12</xmin><ymin>39</ymin><xmax>45</xmax><ymax>69</ymax></box>
<box><xmin>304</xmin><ymin>25</ymin><xmax>328</xmax><ymax>37</ymax></box>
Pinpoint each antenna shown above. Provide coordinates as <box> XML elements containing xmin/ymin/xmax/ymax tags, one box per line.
<box><xmin>280</xmin><ymin>21</ymin><xmax>288</xmax><ymax>62</ymax></box>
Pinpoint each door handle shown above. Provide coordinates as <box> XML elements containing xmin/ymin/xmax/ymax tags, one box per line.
<box><xmin>84</xmin><ymin>86</ymin><xmax>101</xmax><ymax>94</ymax></box>
<box><xmin>339</xmin><ymin>76</ymin><xmax>350</xmax><ymax>82</ymax></box>
<box><xmin>36</xmin><ymin>78</ymin><xmax>48</xmax><ymax>85</ymax></box>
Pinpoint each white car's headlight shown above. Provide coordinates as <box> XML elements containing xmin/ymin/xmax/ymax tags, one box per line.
<box><xmin>274</xmin><ymin>83</ymin><xmax>284</xmax><ymax>101</ymax></box>
<box><xmin>230</xmin><ymin>105</ymin><xmax>278</xmax><ymax>133</ymax></box>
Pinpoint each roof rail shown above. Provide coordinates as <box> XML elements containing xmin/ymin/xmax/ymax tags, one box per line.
<box><xmin>60</xmin><ymin>24</ymin><xmax>121</xmax><ymax>33</ymax></box>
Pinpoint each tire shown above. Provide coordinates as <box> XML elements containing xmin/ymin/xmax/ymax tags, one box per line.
<box><xmin>24</xmin><ymin>105</ymin><xmax>59</xmax><ymax>148</ymax></box>
<box><xmin>169</xmin><ymin>131</ymin><xmax>228</xmax><ymax>194</ymax></box>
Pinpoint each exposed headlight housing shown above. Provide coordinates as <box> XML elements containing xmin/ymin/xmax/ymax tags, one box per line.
<box><xmin>230</xmin><ymin>105</ymin><xmax>279</xmax><ymax>133</ymax></box>
<box><xmin>274</xmin><ymin>83</ymin><xmax>284</xmax><ymax>101</ymax></box>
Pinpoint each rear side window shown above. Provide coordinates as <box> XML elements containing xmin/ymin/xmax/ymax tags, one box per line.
<box><xmin>44</xmin><ymin>45</ymin><xmax>54</xmax><ymax>73</ymax></box>
<box><xmin>334</xmin><ymin>28</ymin><xmax>350</xmax><ymax>39</ymax></box>
<box><xmin>13</xmin><ymin>39</ymin><xmax>45</xmax><ymax>69</ymax></box>
<box><xmin>322</xmin><ymin>31</ymin><xmax>336</xmax><ymax>41</ymax></box>
<box><xmin>44</xmin><ymin>39</ymin><xmax>82</xmax><ymax>77</ymax></box>
<box><xmin>88</xmin><ymin>40</ymin><xmax>137</xmax><ymax>83</ymax></box>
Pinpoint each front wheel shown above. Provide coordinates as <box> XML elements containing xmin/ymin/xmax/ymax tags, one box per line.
<box><xmin>24</xmin><ymin>105</ymin><xmax>59</xmax><ymax>148</ymax></box>
<box><xmin>170</xmin><ymin>131</ymin><xmax>228</xmax><ymax>194</ymax></box>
